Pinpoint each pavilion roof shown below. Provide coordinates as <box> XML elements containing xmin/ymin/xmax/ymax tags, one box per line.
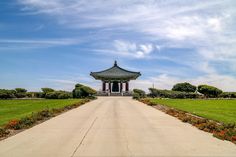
<box><xmin>90</xmin><ymin>61</ymin><xmax>141</xmax><ymax>80</ymax></box>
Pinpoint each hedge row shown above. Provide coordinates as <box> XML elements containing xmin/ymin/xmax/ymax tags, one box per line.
<box><xmin>148</xmin><ymin>88</ymin><xmax>199</xmax><ymax>99</ymax></box>
<box><xmin>219</xmin><ymin>92</ymin><xmax>236</xmax><ymax>98</ymax></box>
<box><xmin>0</xmin><ymin>83</ymin><xmax>97</xmax><ymax>99</ymax></box>
<box><xmin>45</xmin><ymin>91</ymin><xmax>73</xmax><ymax>99</ymax></box>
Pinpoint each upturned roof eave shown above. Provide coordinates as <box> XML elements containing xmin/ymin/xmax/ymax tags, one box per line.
<box><xmin>90</xmin><ymin>72</ymin><xmax>141</xmax><ymax>81</ymax></box>
<box><xmin>90</xmin><ymin>61</ymin><xmax>141</xmax><ymax>80</ymax></box>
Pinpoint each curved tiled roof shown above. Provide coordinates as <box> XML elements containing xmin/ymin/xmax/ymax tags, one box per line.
<box><xmin>90</xmin><ymin>61</ymin><xmax>141</xmax><ymax>80</ymax></box>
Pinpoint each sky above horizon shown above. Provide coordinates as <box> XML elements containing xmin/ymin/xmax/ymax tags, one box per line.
<box><xmin>0</xmin><ymin>0</ymin><xmax>236</xmax><ymax>92</ymax></box>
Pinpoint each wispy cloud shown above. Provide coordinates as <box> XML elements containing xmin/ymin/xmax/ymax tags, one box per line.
<box><xmin>18</xmin><ymin>0</ymin><xmax>236</xmax><ymax>61</ymax></box>
<box><xmin>96</xmin><ymin>40</ymin><xmax>157</xmax><ymax>59</ymax></box>
<box><xmin>0</xmin><ymin>38</ymin><xmax>82</xmax><ymax>49</ymax></box>
<box><xmin>40</xmin><ymin>78</ymin><xmax>77</xmax><ymax>85</ymax></box>
<box><xmin>34</xmin><ymin>24</ymin><xmax>45</xmax><ymax>31</ymax></box>
<box><xmin>4</xmin><ymin>0</ymin><xmax>235</xmax><ymax>91</ymax></box>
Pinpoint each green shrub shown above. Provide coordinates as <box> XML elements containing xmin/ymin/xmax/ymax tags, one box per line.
<box><xmin>133</xmin><ymin>89</ymin><xmax>146</xmax><ymax>99</ymax></box>
<box><xmin>0</xmin><ymin>128</ymin><xmax>10</xmax><ymax>138</ymax></box>
<box><xmin>26</xmin><ymin>92</ymin><xmax>43</xmax><ymax>98</ymax></box>
<box><xmin>45</xmin><ymin>91</ymin><xmax>72</xmax><ymax>99</ymax></box>
<box><xmin>20</xmin><ymin>117</ymin><xmax>36</xmax><ymax>128</ymax></box>
<box><xmin>58</xmin><ymin>92</ymin><xmax>73</xmax><ymax>99</ymax></box>
<box><xmin>148</xmin><ymin>88</ymin><xmax>199</xmax><ymax>99</ymax></box>
<box><xmin>41</xmin><ymin>88</ymin><xmax>54</xmax><ymax>93</ymax></box>
<box><xmin>197</xmin><ymin>85</ymin><xmax>223</xmax><ymax>98</ymax></box>
<box><xmin>15</xmin><ymin>93</ymin><xmax>26</xmax><ymax>98</ymax></box>
<box><xmin>45</xmin><ymin>92</ymin><xmax>60</xmax><ymax>99</ymax></box>
<box><xmin>219</xmin><ymin>92</ymin><xmax>236</xmax><ymax>98</ymax></box>
<box><xmin>41</xmin><ymin>88</ymin><xmax>55</xmax><ymax>98</ymax></box>
<box><xmin>73</xmin><ymin>84</ymin><xmax>96</xmax><ymax>98</ymax></box>
<box><xmin>0</xmin><ymin>89</ymin><xmax>16</xmax><ymax>99</ymax></box>
<box><xmin>15</xmin><ymin>88</ymin><xmax>27</xmax><ymax>93</ymax></box>
<box><xmin>172</xmin><ymin>82</ymin><xmax>196</xmax><ymax>93</ymax></box>
<box><xmin>15</xmin><ymin>88</ymin><xmax>27</xmax><ymax>98</ymax></box>
<box><xmin>37</xmin><ymin>109</ymin><xmax>52</xmax><ymax>118</ymax></box>
<box><xmin>132</xmin><ymin>92</ymin><xmax>140</xmax><ymax>99</ymax></box>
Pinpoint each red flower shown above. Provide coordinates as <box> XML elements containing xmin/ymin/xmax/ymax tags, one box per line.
<box><xmin>232</xmin><ymin>136</ymin><xmax>236</xmax><ymax>141</ymax></box>
<box><xmin>5</xmin><ymin>119</ymin><xmax>20</xmax><ymax>129</ymax></box>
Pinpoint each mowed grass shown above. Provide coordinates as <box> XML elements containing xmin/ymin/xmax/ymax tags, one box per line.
<box><xmin>150</xmin><ymin>99</ymin><xmax>236</xmax><ymax>124</ymax></box>
<box><xmin>0</xmin><ymin>99</ymin><xmax>83</xmax><ymax>127</ymax></box>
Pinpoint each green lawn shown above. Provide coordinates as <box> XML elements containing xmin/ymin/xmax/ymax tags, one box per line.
<box><xmin>150</xmin><ymin>99</ymin><xmax>236</xmax><ymax>124</ymax></box>
<box><xmin>0</xmin><ymin>99</ymin><xmax>83</xmax><ymax>127</ymax></box>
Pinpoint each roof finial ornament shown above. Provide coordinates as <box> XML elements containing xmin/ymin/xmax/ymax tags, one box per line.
<box><xmin>114</xmin><ymin>60</ymin><xmax>117</xmax><ymax>66</ymax></box>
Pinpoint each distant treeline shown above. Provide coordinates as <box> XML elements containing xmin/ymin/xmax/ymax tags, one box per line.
<box><xmin>133</xmin><ymin>82</ymin><xmax>236</xmax><ymax>99</ymax></box>
<box><xmin>0</xmin><ymin>83</ymin><xmax>96</xmax><ymax>99</ymax></box>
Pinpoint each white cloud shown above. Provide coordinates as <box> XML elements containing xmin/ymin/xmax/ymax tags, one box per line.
<box><xmin>34</xmin><ymin>24</ymin><xmax>45</xmax><ymax>31</ymax></box>
<box><xmin>0</xmin><ymin>38</ymin><xmax>82</xmax><ymax>49</ymax></box>
<box><xmin>112</xmin><ymin>40</ymin><xmax>155</xmax><ymax>58</ymax></box>
<box><xmin>18</xmin><ymin>0</ymin><xmax>236</xmax><ymax>58</ymax></box>
<box><xmin>94</xmin><ymin>40</ymin><xmax>156</xmax><ymax>59</ymax></box>
<box><xmin>16</xmin><ymin>0</ymin><xmax>236</xmax><ymax>91</ymax></box>
<box><xmin>207</xmin><ymin>17</ymin><xmax>222</xmax><ymax>31</ymax></box>
<box><xmin>40</xmin><ymin>79</ymin><xmax>77</xmax><ymax>85</ymax></box>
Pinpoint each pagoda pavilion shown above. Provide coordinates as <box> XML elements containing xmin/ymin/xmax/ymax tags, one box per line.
<box><xmin>90</xmin><ymin>61</ymin><xmax>141</xmax><ymax>96</ymax></box>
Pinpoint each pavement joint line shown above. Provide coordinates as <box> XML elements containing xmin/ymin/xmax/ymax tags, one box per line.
<box><xmin>70</xmin><ymin>116</ymin><xmax>98</xmax><ymax>157</ymax></box>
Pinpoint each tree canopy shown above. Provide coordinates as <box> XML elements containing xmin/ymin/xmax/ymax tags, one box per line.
<box><xmin>198</xmin><ymin>85</ymin><xmax>222</xmax><ymax>98</ymax></box>
<box><xmin>73</xmin><ymin>84</ymin><xmax>96</xmax><ymax>98</ymax></box>
<box><xmin>41</xmin><ymin>88</ymin><xmax>54</xmax><ymax>93</ymax></box>
<box><xmin>172</xmin><ymin>82</ymin><xmax>196</xmax><ymax>93</ymax></box>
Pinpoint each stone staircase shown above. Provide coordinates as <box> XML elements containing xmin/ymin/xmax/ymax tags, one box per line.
<box><xmin>96</xmin><ymin>91</ymin><xmax>132</xmax><ymax>96</ymax></box>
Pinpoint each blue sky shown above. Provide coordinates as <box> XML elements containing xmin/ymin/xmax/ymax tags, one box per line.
<box><xmin>0</xmin><ymin>0</ymin><xmax>236</xmax><ymax>92</ymax></box>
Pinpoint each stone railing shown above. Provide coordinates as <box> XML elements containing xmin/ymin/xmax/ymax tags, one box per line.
<box><xmin>96</xmin><ymin>91</ymin><xmax>133</xmax><ymax>96</ymax></box>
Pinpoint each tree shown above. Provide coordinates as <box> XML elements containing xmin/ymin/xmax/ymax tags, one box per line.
<box><xmin>15</xmin><ymin>88</ymin><xmax>27</xmax><ymax>93</ymax></box>
<box><xmin>133</xmin><ymin>89</ymin><xmax>146</xmax><ymax>99</ymax></box>
<box><xmin>45</xmin><ymin>92</ymin><xmax>60</xmax><ymax>99</ymax></box>
<box><xmin>73</xmin><ymin>84</ymin><xmax>96</xmax><ymax>98</ymax></box>
<box><xmin>15</xmin><ymin>88</ymin><xmax>27</xmax><ymax>98</ymax></box>
<box><xmin>197</xmin><ymin>85</ymin><xmax>223</xmax><ymax>98</ymax></box>
<box><xmin>41</xmin><ymin>88</ymin><xmax>54</xmax><ymax>93</ymax></box>
<box><xmin>172</xmin><ymin>82</ymin><xmax>196</xmax><ymax>93</ymax></box>
<box><xmin>148</xmin><ymin>88</ymin><xmax>199</xmax><ymax>99</ymax></box>
<box><xmin>0</xmin><ymin>89</ymin><xmax>16</xmax><ymax>99</ymax></box>
<box><xmin>41</xmin><ymin>88</ymin><xmax>55</xmax><ymax>98</ymax></box>
<box><xmin>219</xmin><ymin>92</ymin><xmax>236</xmax><ymax>98</ymax></box>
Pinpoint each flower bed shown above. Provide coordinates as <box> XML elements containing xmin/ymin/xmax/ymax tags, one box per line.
<box><xmin>139</xmin><ymin>98</ymin><xmax>236</xmax><ymax>144</ymax></box>
<box><xmin>0</xmin><ymin>99</ymin><xmax>90</xmax><ymax>140</ymax></box>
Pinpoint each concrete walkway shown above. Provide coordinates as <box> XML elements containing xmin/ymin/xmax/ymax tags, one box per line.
<box><xmin>0</xmin><ymin>97</ymin><xmax>235</xmax><ymax>157</ymax></box>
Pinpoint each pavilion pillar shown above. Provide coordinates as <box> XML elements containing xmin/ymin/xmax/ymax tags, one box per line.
<box><xmin>102</xmin><ymin>82</ymin><xmax>106</xmax><ymax>92</ymax></box>
<box><xmin>109</xmin><ymin>82</ymin><xmax>111</xmax><ymax>93</ymax></box>
<box><xmin>125</xmin><ymin>82</ymin><xmax>129</xmax><ymax>92</ymax></box>
<box><xmin>120</xmin><ymin>82</ymin><xmax>123</xmax><ymax>93</ymax></box>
